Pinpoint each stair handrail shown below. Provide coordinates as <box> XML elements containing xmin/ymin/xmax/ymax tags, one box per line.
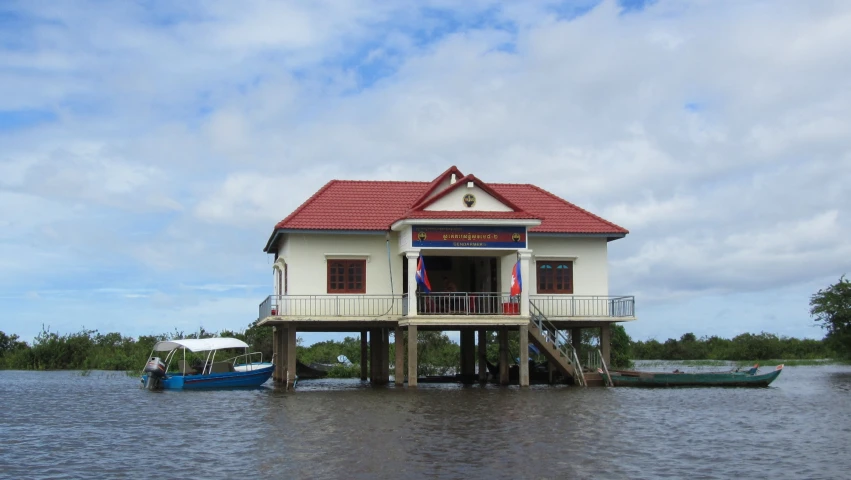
<box><xmin>568</xmin><ymin>345</ymin><xmax>585</xmax><ymax>386</ymax></box>
<box><xmin>530</xmin><ymin>301</ymin><xmax>585</xmax><ymax>387</ymax></box>
<box><xmin>596</xmin><ymin>348</ymin><xmax>613</xmax><ymax>387</ymax></box>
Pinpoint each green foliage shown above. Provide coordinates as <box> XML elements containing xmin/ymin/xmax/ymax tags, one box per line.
<box><xmin>417</xmin><ymin>331</ymin><xmax>460</xmax><ymax>376</ymax></box>
<box><xmin>632</xmin><ymin>331</ymin><xmax>833</xmax><ymax>361</ymax></box>
<box><xmin>609</xmin><ymin>324</ymin><xmax>634</xmax><ymax>369</ymax></box>
<box><xmin>810</xmin><ymin>275</ymin><xmax>851</xmax><ymax>358</ymax></box>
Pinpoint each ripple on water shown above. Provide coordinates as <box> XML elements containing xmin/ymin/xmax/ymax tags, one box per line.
<box><xmin>1</xmin><ymin>366</ymin><xmax>850</xmax><ymax>479</ymax></box>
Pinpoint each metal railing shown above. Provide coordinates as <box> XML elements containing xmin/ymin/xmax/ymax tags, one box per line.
<box><xmin>259</xmin><ymin>295</ymin><xmax>404</xmax><ymax>320</ymax></box>
<box><xmin>530</xmin><ymin>301</ymin><xmax>585</xmax><ymax>387</ymax></box>
<box><xmin>416</xmin><ymin>292</ymin><xmax>519</xmax><ymax>315</ymax></box>
<box><xmin>596</xmin><ymin>348</ymin><xmax>613</xmax><ymax>387</ymax></box>
<box><xmin>529</xmin><ymin>295</ymin><xmax>635</xmax><ymax>318</ymax></box>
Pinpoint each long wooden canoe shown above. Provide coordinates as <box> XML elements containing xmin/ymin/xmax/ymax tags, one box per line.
<box><xmin>601</xmin><ymin>364</ymin><xmax>783</xmax><ymax>387</ymax></box>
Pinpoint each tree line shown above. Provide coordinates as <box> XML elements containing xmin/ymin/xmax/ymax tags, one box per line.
<box><xmin>2</xmin><ymin>322</ymin><xmax>839</xmax><ymax>374</ymax></box>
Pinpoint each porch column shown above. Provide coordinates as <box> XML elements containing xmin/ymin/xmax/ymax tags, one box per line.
<box><xmin>498</xmin><ymin>327</ymin><xmax>509</xmax><ymax>385</ymax></box>
<box><xmin>360</xmin><ymin>330</ymin><xmax>368</xmax><ymax>381</ymax></box>
<box><xmin>460</xmin><ymin>329</ymin><xmax>475</xmax><ymax>380</ymax></box>
<box><xmin>477</xmin><ymin>329</ymin><xmax>487</xmax><ymax>382</ymax></box>
<box><xmin>519</xmin><ymin>324</ymin><xmax>529</xmax><ymax>387</ymax></box>
<box><xmin>408</xmin><ymin>325</ymin><xmax>418</xmax><ymax>387</ymax></box>
<box><xmin>272</xmin><ymin>326</ymin><xmax>279</xmax><ymax>383</ymax></box>
<box><xmin>406</xmin><ymin>252</ymin><xmax>419</xmax><ymax>317</ymax></box>
<box><xmin>519</xmin><ymin>251</ymin><xmax>532</xmax><ymax>316</ymax></box>
<box><xmin>286</xmin><ymin>327</ymin><xmax>297</xmax><ymax>391</ymax></box>
<box><xmin>395</xmin><ymin>326</ymin><xmax>405</xmax><ymax>386</ymax></box>
<box><xmin>601</xmin><ymin>323</ymin><xmax>612</xmax><ymax>367</ymax></box>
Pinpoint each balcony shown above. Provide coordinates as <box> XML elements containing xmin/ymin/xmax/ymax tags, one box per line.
<box><xmin>416</xmin><ymin>292</ymin><xmax>520</xmax><ymax>315</ymax></box>
<box><xmin>259</xmin><ymin>295</ymin><xmax>405</xmax><ymax>321</ymax></box>
<box><xmin>529</xmin><ymin>295</ymin><xmax>635</xmax><ymax>319</ymax></box>
<box><xmin>259</xmin><ymin>293</ymin><xmax>635</xmax><ymax>322</ymax></box>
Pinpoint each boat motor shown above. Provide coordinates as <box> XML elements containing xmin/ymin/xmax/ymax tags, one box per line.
<box><xmin>143</xmin><ymin>356</ymin><xmax>166</xmax><ymax>390</ymax></box>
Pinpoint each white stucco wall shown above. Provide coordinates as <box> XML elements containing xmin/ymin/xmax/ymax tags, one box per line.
<box><xmin>527</xmin><ymin>236</ymin><xmax>610</xmax><ymax>296</ymax></box>
<box><xmin>276</xmin><ymin>232</ymin><xmax>404</xmax><ymax>295</ymax></box>
<box><xmin>424</xmin><ymin>184</ymin><xmax>513</xmax><ymax>211</ymax></box>
<box><xmin>273</xmin><ymin>232</ymin><xmax>611</xmax><ymax>297</ymax></box>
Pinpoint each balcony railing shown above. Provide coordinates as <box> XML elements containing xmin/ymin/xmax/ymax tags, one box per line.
<box><xmin>259</xmin><ymin>295</ymin><xmax>405</xmax><ymax>320</ymax></box>
<box><xmin>529</xmin><ymin>295</ymin><xmax>635</xmax><ymax>318</ymax></box>
<box><xmin>259</xmin><ymin>294</ymin><xmax>635</xmax><ymax>320</ymax></box>
<box><xmin>416</xmin><ymin>292</ymin><xmax>520</xmax><ymax>315</ymax></box>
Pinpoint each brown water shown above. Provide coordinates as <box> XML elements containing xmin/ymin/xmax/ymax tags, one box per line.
<box><xmin>1</xmin><ymin>364</ymin><xmax>849</xmax><ymax>479</ymax></box>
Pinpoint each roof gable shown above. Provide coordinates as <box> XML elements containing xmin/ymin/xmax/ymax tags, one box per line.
<box><xmin>410</xmin><ymin>165</ymin><xmax>465</xmax><ymax>207</ymax></box>
<box><xmin>414</xmin><ymin>174</ymin><xmax>524</xmax><ymax>212</ymax></box>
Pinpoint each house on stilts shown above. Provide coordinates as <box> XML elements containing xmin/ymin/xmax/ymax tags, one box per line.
<box><xmin>257</xmin><ymin>166</ymin><xmax>635</xmax><ymax>388</ymax></box>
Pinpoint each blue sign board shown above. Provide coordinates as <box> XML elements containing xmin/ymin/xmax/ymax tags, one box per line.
<box><xmin>412</xmin><ymin>225</ymin><xmax>527</xmax><ymax>248</ymax></box>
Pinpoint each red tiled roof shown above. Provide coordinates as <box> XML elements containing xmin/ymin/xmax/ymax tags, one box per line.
<box><xmin>490</xmin><ymin>183</ymin><xmax>628</xmax><ymax>234</ymax></box>
<box><xmin>270</xmin><ymin>173</ymin><xmax>627</xmax><ymax>243</ymax></box>
<box><xmin>274</xmin><ymin>180</ymin><xmax>428</xmax><ymax>231</ymax></box>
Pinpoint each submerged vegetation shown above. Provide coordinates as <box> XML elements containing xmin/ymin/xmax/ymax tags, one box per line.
<box><xmin>0</xmin><ymin>323</ymin><xmax>843</xmax><ymax>375</ymax></box>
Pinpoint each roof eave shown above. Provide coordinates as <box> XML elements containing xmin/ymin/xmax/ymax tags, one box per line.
<box><xmin>391</xmin><ymin>218</ymin><xmax>543</xmax><ymax>231</ymax></box>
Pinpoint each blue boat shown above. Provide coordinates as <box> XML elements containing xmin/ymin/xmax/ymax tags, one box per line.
<box><xmin>141</xmin><ymin>338</ymin><xmax>275</xmax><ymax>390</ymax></box>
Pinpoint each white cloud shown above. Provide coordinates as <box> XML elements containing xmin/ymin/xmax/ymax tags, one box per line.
<box><xmin>2</xmin><ymin>0</ymin><xmax>851</xmax><ymax>341</ymax></box>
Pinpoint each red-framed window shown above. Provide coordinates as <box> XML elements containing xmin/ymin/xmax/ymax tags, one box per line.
<box><xmin>327</xmin><ymin>260</ymin><xmax>366</xmax><ymax>293</ymax></box>
<box><xmin>537</xmin><ymin>261</ymin><xmax>573</xmax><ymax>294</ymax></box>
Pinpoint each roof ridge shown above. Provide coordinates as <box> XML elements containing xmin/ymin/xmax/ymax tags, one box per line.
<box><xmin>522</xmin><ymin>184</ymin><xmax>629</xmax><ymax>233</ymax></box>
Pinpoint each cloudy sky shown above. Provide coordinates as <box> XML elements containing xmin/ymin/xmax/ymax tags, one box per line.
<box><xmin>1</xmin><ymin>0</ymin><xmax>849</xmax><ymax>345</ymax></box>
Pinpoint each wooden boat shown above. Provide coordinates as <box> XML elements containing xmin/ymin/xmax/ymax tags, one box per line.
<box><xmin>601</xmin><ymin>364</ymin><xmax>783</xmax><ymax>388</ymax></box>
<box><xmin>297</xmin><ymin>361</ymin><xmax>329</xmax><ymax>380</ymax></box>
<box><xmin>141</xmin><ymin>338</ymin><xmax>274</xmax><ymax>390</ymax></box>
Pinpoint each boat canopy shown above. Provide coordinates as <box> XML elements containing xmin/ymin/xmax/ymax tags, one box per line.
<box><xmin>151</xmin><ymin>338</ymin><xmax>249</xmax><ymax>353</ymax></box>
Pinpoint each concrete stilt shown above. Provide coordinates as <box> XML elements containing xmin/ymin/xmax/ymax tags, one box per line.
<box><xmin>272</xmin><ymin>327</ymin><xmax>279</xmax><ymax>383</ymax></box>
<box><xmin>460</xmin><ymin>329</ymin><xmax>475</xmax><ymax>381</ymax></box>
<box><xmin>498</xmin><ymin>327</ymin><xmax>509</xmax><ymax>385</ymax></box>
<box><xmin>381</xmin><ymin>328</ymin><xmax>390</xmax><ymax>384</ymax></box>
<box><xmin>477</xmin><ymin>329</ymin><xmax>487</xmax><ymax>382</ymax></box>
<box><xmin>519</xmin><ymin>324</ymin><xmax>529</xmax><ymax>387</ymax></box>
<box><xmin>601</xmin><ymin>323</ymin><xmax>612</xmax><ymax>367</ymax></box>
<box><xmin>369</xmin><ymin>329</ymin><xmax>378</xmax><ymax>384</ymax></box>
<box><xmin>571</xmin><ymin>327</ymin><xmax>581</xmax><ymax>354</ymax></box>
<box><xmin>395</xmin><ymin>326</ymin><xmax>404</xmax><ymax>386</ymax></box>
<box><xmin>279</xmin><ymin>327</ymin><xmax>289</xmax><ymax>385</ymax></box>
<box><xmin>286</xmin><ymin>327</ymin><xmax>297</xmax><ymax>391</ymax></box>
<box><xmin>360</xmin><ymin>330</ymin><xmax>368</xmax><ymax>381</ymax></box>
<box><xmin>407</xmin><ymin>325</ymin><xmax>418</xmax><ymax>387</ymax></box>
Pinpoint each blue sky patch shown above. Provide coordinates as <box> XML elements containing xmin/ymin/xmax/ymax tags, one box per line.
<box><xmin>0</xmin><ymin>109</ymin><xmax>57</xmax><ymax>130</ymax></box>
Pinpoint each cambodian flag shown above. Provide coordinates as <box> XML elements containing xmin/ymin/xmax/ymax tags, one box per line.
<box><xmin>416</xmin><ymin>255</ymin><xmax>431</xmax><ymax>293</ymax></box>
<box><xmin>510</xmin><ymin>260</ymin><xmax>522</xmax><ymax>296</ymax></box>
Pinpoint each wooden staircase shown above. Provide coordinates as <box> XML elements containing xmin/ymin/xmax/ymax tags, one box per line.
<box><xmin>527</xmin><ymin>319</ymin><xmax>583</xmax><ymax>383</ymax></box>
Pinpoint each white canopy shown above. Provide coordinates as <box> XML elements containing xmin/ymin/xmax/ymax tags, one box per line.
<box><xmin>152</xmin><ymin>337</ymin><xmax>249</xmax><ymax>352</ymax></box>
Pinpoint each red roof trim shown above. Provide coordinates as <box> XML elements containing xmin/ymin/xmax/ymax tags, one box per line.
<box><xmin>410</xmin><ymin>165</ymin><xmax>465</xmax><ymax>208</ymax></box>
<box><xmin>412</xmin><ymin>173</ymin><xmax>526</xmax><ymax>213</ymax></box>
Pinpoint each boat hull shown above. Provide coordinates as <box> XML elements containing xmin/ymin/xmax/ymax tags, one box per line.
<box><xmin>603</xmin><ymin>366</ymin><xmax>783</xmax><ymax>388</ymax></box>
<box><xmin>141</xmin><ymin>364</ymin><xmax>275</xmax><ymax>390</ymax></box>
